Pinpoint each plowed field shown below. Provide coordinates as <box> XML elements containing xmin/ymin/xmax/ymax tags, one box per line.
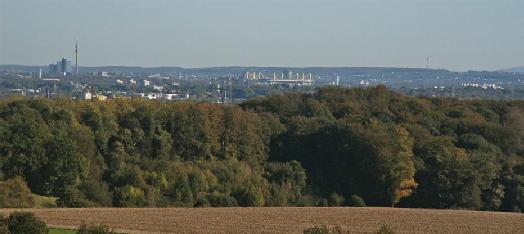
<box><xmin>1</xmin><ymin>207</ymin><xmax>523</xmax><ymax>233</ymax></box>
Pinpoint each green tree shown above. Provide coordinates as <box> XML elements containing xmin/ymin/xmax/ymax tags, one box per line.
<box><xmin>5</xmin><ymin>212</ymin><xmax>48</xmax><ymax>234</ymax></box>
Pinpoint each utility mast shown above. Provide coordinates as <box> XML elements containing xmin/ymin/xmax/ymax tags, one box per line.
<box><xmin>75</xmin><ymin>40</ymin><xmax>79</xmax><ymax>75</ymax></box>
<box><xmin>426</xmin><ymin>56</ymin><xmax>429</xmax><ymax>70</ymax></box>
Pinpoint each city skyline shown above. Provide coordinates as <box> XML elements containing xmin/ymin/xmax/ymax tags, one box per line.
<box><xmin>1</xmin><ymin>0</ymin><xmax>523</xmax><ymax>71</ymax></box>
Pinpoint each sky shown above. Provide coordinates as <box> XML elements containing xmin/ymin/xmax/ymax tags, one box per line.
<box><xmin>0</xmin><ymin>0</ymin><xmax>523</xmax><ymax>71</ymax></box>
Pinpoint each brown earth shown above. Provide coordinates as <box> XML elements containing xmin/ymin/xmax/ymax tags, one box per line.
<box><xmin>1</xmin><ymin>207</ymin><xmax>523</xmax><ymax>234</ymax></box>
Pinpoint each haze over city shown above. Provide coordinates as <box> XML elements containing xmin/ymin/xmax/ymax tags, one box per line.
<box><xmin>1</xmin><ymin>0</ymin><xmax>523</xmax><ymax>71</ymax></box>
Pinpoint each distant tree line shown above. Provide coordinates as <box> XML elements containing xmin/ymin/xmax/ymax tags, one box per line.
<box><xmin>0</xmin><ymin>86</ymin><xmax>523</xmax><ymax>212</ymax></box>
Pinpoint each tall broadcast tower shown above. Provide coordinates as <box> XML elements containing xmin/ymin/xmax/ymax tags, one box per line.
<box><xmin>75</xmin><ymin>40</ymin><xmax>79</xmax><ymax>75</ymax></box>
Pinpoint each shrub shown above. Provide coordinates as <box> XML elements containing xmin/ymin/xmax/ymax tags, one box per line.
<box><xmin>303</xmin><ymin>225</ymin><xmax>348</xmax><ymax>234</ymax></box>
<box><xmin>206</xmin><ymin>193</ymin><xmax>238</xmax><ymax>207</ymax></box>
<box><xmin>373</xmin><ymin>225</ymin><xmax>395</xmax><ymax>234</ymax></box>
<box><xmin>0</xmin><ymin>176</ymin><xmax>35</xmax><ymax>208</ymax></box>
<box><xmin>194</xmin><ymin>197</ymin><xmax>210</xmax><ymax>207</ymax></box>
<box><xmin>298</xmin><ymin>195</ymin><xmax>318</xmax><ymax>207</ymax></box>
<box><xmin>349</xmin><ymin>195</ymin><xmax>366</xmax><ymax>207</ymax></box>
<box><xmin>113</xmin><ymin>185</ymin><xmax>146</xmax><ymax>207</ymax></box>
<box><xmin>77</xmin><ymin>224</ymin><xmax>117</xmax><ymax>234</ymax></box>
<box><xmin>6</xmin><ymin>212</ymin><xmax>48</xmax><ymax>234</ymax></box>
<box><xmin>328</xmin><ymin>193</ymin><xmax>345</xmax><ymax>206</ymax></box>
<box><xmin>316</xmin><ymin>198</ymin><xmax>329</xmax><ymax>207</ymax></box>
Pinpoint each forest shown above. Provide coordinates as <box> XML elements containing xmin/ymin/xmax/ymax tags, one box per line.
<box><xmin>0</xmin><ymin>86</ymin><xmax>523</xmax><ymax>212</ymax></box>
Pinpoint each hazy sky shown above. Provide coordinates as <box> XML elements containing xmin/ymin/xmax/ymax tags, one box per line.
<box><xmin>1</xmin><ymin>0</ymin><xmax>523</xmax><ymax>71</ymax></box>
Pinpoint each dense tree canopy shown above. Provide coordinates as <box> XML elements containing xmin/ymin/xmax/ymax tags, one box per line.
<box><xmin>242</xmin><ymin>86</ymin><xmax>524</xmax><ymax>211</ymax></box>
<box><xmin>1</xmin><ymin>86</ymin><xmax>524</xmax><ymax>212</ymax></box>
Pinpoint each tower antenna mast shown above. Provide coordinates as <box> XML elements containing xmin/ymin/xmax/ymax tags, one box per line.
<box><xmin>75</xmin><ymin>40</ymin><xmax>79</xmax><ymax>75</ymax></box>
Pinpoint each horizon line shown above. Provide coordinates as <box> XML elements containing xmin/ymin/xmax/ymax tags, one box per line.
<box><xmin>1</xmin><ymin>64</ymin><xmax>516</xmax><ymax>73</ymax></box>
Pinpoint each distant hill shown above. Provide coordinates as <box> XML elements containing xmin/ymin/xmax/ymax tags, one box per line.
<box><xmin>0</xmin><ymin>64</ymin><xmax>48</xmax><ymax>73</ymax></box>
<box><xmin>501</xmin><ymin>67</ymin><xmax>524</xmax><ymax>73</ymax></box>
<box><xmin>0</xmin><ymin>64</ymin><xmax>449</xmax><ymax>76</ymax></box>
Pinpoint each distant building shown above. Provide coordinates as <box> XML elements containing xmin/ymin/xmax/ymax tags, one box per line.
<box><xmin>163</xmin><ymin>93</ymin><xmax>178</xmax><ymax>100</ymax></box>
<box><xmin>94</xmin><ymin>94</ymin><xmax>107</xmax><ymax>101</ymax></box>
<box><xmin>82</xmin><ymin>91</ymin><xmax>92</xmax><ymax>100</ymax></box>
<box><xmin>244</xmin><ymin>71</ymin><xmax>314</xmax><ymax>86</ymax></box>
<box><xmin>143</xmin><ymin>80</ymin><xmax>150</xmax><ymax>86</ymax></box>
<box><xmin>136</xmin><ymin>93</ymin><xmax>161</xmax><ymax>100</ymax></box>
<box><xmin>146</xmin><ymin>93</ymin><xmax>160</xmax><ymax>99</ymax></box>
<box><xmin>461</xmin><ymin>83</ymin><xmax>504</xmax><ymax>90</ymax></box>
<box><xmin>48</xmin><ymin>58</ymin><xmax>72</xmax><ymax>76</ymax></box>
<box><xmin>153</xmin><ymin>85</ymin><xmax>163</xmax><ymax>91</ymax></box>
